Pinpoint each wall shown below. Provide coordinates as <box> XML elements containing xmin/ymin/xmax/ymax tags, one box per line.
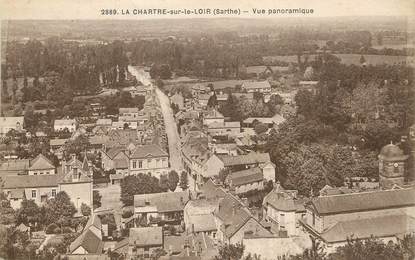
<box><xmin>28</xmin><ymin>168</ymin><xmax>55</xmax><ymax>175</ymax></box>
<box><xmin>306</xmin><ymin>206</ymin><xmax>415</xmax><ymax>234</ymax></box>
<box><xmin>203</xmin><ymin>155</ymin><xmax>224</xmax><ymax>178</ymax></box>
<box><xmin>130</xmin><ymin>156</ymin><xmax>169</xmax><ymax>179</ymax></box>
<box><xmin>262</xmin><ymin>164</ymin><xmax>275</xmax><ymax>182</ymax></box>
<box><xmin>59</xmin><ymin>181</ymin><xmax>93</xmax><ymax>210</ymax></box>
<box><xmin>265</xmin><ymin>205</ymin><xmax>297</xmax><ymax>236</ymax></box>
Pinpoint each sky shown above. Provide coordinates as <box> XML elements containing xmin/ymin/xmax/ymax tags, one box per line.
<box><xmin>0</xmin><ymin>0</ymin><xmax>413</xmax><ymax>20</ymax></box>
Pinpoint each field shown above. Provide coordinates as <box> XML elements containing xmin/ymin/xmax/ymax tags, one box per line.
<box><xmin>264</xmin><ymin>54</ymin><xmax>414</xmax><ymax>66</ymax></box>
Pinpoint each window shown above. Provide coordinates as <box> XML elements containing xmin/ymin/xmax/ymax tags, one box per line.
<box><xmin>32</xmin><ymin>190</ymin><xmax>37</xmax><ymax>198</ymax></box>
<box><xmin>52</xmin><ymin>189</ymin><xmax>56</xmax><ymax>197</ymax></box>
<box><xmin>133</xmin><ymin>161</ymin><xmax>137</xmax><ymax>169</ymax></box>
<box><xmin>34</xmin><ymin>172</ymin><xmax>38</xmax><ymax>175</ymax></box>
<box><xmin>138</xmin><ymin>161</ymin><xmax>143</xmax><ymax>168</ymax></box>
<box><xmin>312</xmin><ymin>213</ymin><xmax>315</xmax><ymax>226</ymax></box>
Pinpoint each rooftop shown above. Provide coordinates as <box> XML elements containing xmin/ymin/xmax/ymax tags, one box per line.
<box><xmin>228</xmin><ymin>167</ymin><xmax>264</xmax><ymax>186</ymax></box>
<box><xmin>308</xmin><ymin>188</ymin><xmax>415</xmax><ymax>215</ymax></box>
<box><xmin>129</xmin><ymin>227</ymin><xmax>163</xmax><ymax>246</ymax></box>
<box><xmin>218</xmin><ymin>152</ymin><xmax>271</xmax><ymax>167</ymax></box>
<box><xmin>134</xmin><ymin>191</ymin><xmax>190</xmax><ymax>213</ymax></box>
<box><xmin>130</xmin><ymin>144</ymin><xmax>168</xmax><ymax>159</ymax></box>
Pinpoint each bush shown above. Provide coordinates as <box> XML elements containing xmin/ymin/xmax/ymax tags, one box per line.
<box><xmin>62</xmin><ymin>227</ymin><xmax>72</xmax><ymax>233</ymax></box>
<box><xmin>46</xmin><ymin>223</ymin><xmax>58</xmax><ymax>234</ymax></box>
<box><xmin>54</xmin><ymin>227</ymin><xmax>62</xmax><ymax>234</ymax></box>
<box><xmin>122</xmin><ymin>210</ymin><xmax>133</xmax><ymax>219</ymax></box>
<box><xmin>80</xmin><ymin>203</ymin><xmax>91</xmax><ymax>216</ymax></box>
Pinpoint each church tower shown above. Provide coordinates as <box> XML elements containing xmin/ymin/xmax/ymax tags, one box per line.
<box><xmin>378</xmin><ymin>143</ymin><xmax>409</xmax><ymax>189</ymax></box>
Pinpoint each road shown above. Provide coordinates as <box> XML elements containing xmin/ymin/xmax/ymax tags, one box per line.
<box><xmin>128</xmin><ymin>66</ymin><xmax>183</xmax><ymax>172</ymax></box>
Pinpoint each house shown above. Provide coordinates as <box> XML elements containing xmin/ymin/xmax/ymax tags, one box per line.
<box><xmin>207</xmin><ymin>122</ymin><xmax>241</xmax><ymax>137</ymax></box>
<box><xmin>242</xmin><ymin>114</ymin><xmax>286</xmax><ymax>129</ymax></box>
<box><xmin>300</xmin><ymin>188</ymin><xmax>415</xmax><ymax>252</ymax></box>
<box><xmin>96</xmin><ymin>118</ymin><xmax>112</xmax><ymax>126</ymax></box>
<box><xmin>197</xmin><ymin>94</ymin><xmax>211</xmax><ymax>108</ymax></box>
<box><xmin>191</xmin><ymin>84</ymin><xmax>210</xmax><ymax>97</ymax></box>
<box><xmin>171</xmin><ymin>92</ymin><xmax>185</xmax><ymax>110</ymax></box>
<box><xmin>0</xmin><ymin>154</ymin><xmax>56</xmax><ymax>177</ymax></box>
<box><xmin>184</xmin><ymin>199</ymin><xmax>218</xmax><ymax>238</ymax></box>
<box><xmin>202</xmin><ymin>109</ymin><xmax>225</xmax><ymax>126</ymax></box>
<box><xmin>88</xmin><ymin>135</ymin><xmax>110</xmax><ymax>153</ymax></box>
<box><xmin>104</xmin><ymin>129</ymin><xmax>139</xmax><ymax>150</ymax></box>
<box><xmin>226</xmin><ymin>167</ymin><xmax>264</xmax><ymax>194</ymax></box>
<box><xmin>101</xmin><ymin>147</ymin><xmax>129</xmax><ymax>175</ymax></box>
<box><xmin>49</xmin><ymin>138</ymin><xmax>68</xmax><ymax>155</ymax></box>
<box><xmin>262</xmin><ymin>184</ymin><xmax>307</xmax><ymax>236</ymax></box>
<box><xmin>243</xmin><ymin>236</ymin><xmax>305</xmax><ymax>260</ymax></box>
<box><xmin>0</xmin><ymin>117</ymin><xmax>24</xmax><ymax>136</ymax></box>
<box><xmin>203</xmin><ymin>152</ymin><xmax>275</xmax><ymax>180</ymax></box>
<box><xmin>298</xmin><ymin>81</ymin><xmax>319</xmax><ymax>94</ymax></box>
<box><xmin>111</xmin><ymin>121</ymin><xmax>138</xmax><ymax>130</ymax></box>
<box><xmin>129</xmin><ymin>144</ymin><xmax>169</xmax><ymax>178</ymax></box>
<box><xmin>119</xmin><ymin>107</ymin><xmax>139</xmax><ymax>117</ymax></box>
<box><xmin>69</xmin><ymin>214</ymin><xmax>103</xmax><ymax>255</ymax></box>
<box><xmin>213</xmin><ymin>193</ymin><xmax>271</xmax><ymax>244</ymax></box>
<box><xmin>209</xmin><ymin>143</ymin><xmax>239</xmax><ymax>156</ymax></box>
<box><xmin>241</xmin><ymin>81</ymin><xmax>271</xmax><ymax>93</ymax></box>
<box><xmin>114</xmin><ymin>227</ymin><xmax>163</xmax><ymax>258</ymax></box>
<box><xmin>134</xmin><ymin>191</ymin><xmax>191</xmax><ymax>225</ymax></box>
<box><xmin>54</xmin><ymin>118</ymin><xmax>77</xmax><ymax>132</ymax></box>
<box><xmin>27</xmin><ymin>154</ymin><xmax>56</xmax><ymax>175</ymax></box>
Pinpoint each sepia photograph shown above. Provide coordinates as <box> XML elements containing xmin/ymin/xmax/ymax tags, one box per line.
<box><xmin>0</xmin><ymin>0</ymin><xmax>414</xmax><ymax>259</ymax></box>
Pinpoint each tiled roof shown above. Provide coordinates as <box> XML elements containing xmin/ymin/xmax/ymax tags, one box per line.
<box><xmin>309</xmin><ymin>188</ymin><xmax>415</xmax><ymax>215</ymax></box>
<box><xmin>129</xmin><ymin>227</ymin><xmax>163</xmax><ymax>246</ymax></box>
<box><xmin>28</xmin><ymin>154</ymin><xmax>55</xmax><ymax>171</ymax></box>
<box><xmin>3</xmin><ymin>174</ymin><xmax>61</xmax><ymax>189</ymax></box>
<box><xmin>105</xmin><ymin>147</ymin><xmax>125</xmax><ymax>159</ymax></box>
<box><xmin>321</xmin><ymin>215</ymin><xmax>415</xmax><ymax>243</ymax></box>
<box><xmin>134</xmin><ymin>191</ymin><xmax>190</xmax><ymax>212</ymax></box>
<box><xmin>218</xmin><ymin>152</ymin><xmax>270</xmax><ymax>167</ymax></box>
<box><xmin>228</xmin><ymin>167</ymin><xmax>264</xmax><ymax>186</ymax></box>
<box><xmin>130</xmin><ymin>144</ymin><xmax>168</xmax><ymax>159</ymax></box>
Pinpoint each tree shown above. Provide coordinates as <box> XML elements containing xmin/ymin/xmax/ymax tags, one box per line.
<box><xmin>254</xmin><ymin>122</ymin><xmax>268</xmax><ymax>135</ymax></box>
<box><xmin>80</xmin><ymin>203</ymin><xmax>91</xmax><ymax>216</ymax></box>
<box><xmin>16</xmin><ymin>199</ymin><xmax>42</xmax><ymax>226</ymax></box>
<box><xmin>120</xmin><ymin>174</ymin><xmax>163</xmax><ymax>206</ymax></box>
<box><xmin>63</xmin><ymin>135</ymin><xmax>90</xmax><ymax>159</ymax></box>
<box><xmin>159</xmin><ymin>64</ymin><xmax>172</xmax><ymax>79</ymax></box>
<box><xmin>93</xmin><ymin>190</ymin><xmax>102</xmax><ymax>209</ymax></box>
<box><xmin>215</xmin><ymin>243</ymin><xmax>245</xmax><ymax>260</ymax></box>
<box><xmin>44</xmin><ymin>191</ymin><xmax>76</xmax><ymax>225</ymax></box>
<box><xmin>159</xmin><ymin>174</ymin><xmax>169</xmax><ymax>192</ymax></box>
<box><xmin>167</xmin><ymin>170</ymin><xmax>180</xmax><ymax>192</ymax></box>
<box><xmin>218</xmin><ymin>168</ymin><xmax>231</xmax><ymax>185</ymax></box>
<box><xmin>179</xmin><ymin>171</ymin><xmax>188</xmax><ymax>191</ymax></box>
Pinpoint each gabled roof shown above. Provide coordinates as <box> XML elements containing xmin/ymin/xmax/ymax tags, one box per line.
<box><xmin>28</xmin><ymin>154</ymin><xmax>55</xmax><ymax>171</ymax></box>
<box><xmin>130</xmin><ymin>144</ymin><xmax>168</xmax><ymax>159</ymax></box>
<box><xmin>3</xmin><ymin>174</ymin><xmax>61</xmax><ymax>189</ymax></box>
<box><xmin>0</xmin><ymin>159</ymin><xmax>30</xmax><ymax>173</ymax></box>
<box><xmin>218</xmin><ymin>152</ymin><xmax>270</xmax><ymax>167</ymax></box>
<box><xmin>242</xmin><ymin>81</ymin><xmax>271</xmax><ymax>90</ymax></box>
<box><xmin>69</xmin><ymin>229</ymin><xmax>103</xmax><ymax>254</ymax></box>
<box><xmin>134</xmin><ymin>191</ymin><xmax>190</xmax><ymax>212</ymax></box>
<box><xmin>321</xmin><ymin>215</ymin><xmax>415</xmax><ymax>243</ymax></box>
<box><xmin>263</xmin><ymin>189</ymin><xmax>306</xmax><ymax>212</ymax></box>
<box><xmin>308</xmin><ymin>188</ymin><xmax>415</xmax><ymax>215</ymax></box>
<box><xmin>129</xmin><ymin>227</ymin><xmax>163</xmax><ymax>247</ymax></box>
<box><xmin>228</xmin><ymin>167</ymin><xmax>264</xmax><ymax>186</ymax></box>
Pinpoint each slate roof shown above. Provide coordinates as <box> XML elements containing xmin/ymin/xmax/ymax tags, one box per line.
<box><xmin>218</xmin><ymin>152</ymin><xmax>271</xmax><ymax>167</ymax></box>
<box><xmin>3</xmin><ymin>174</ymin><xmax>61</xmax><ymax>189</ymax></box>
<box><xmin>134</xmin><ymin>191</ymin><xmax>190</xmax><ymax>213</ymax></box>
<box><xmin>320</xmin><ymin>215</ymin><xmax>415</xmax><ymax>243</ymax></box>
<box><xmin>308</xmin><ymin>188</ymin><xmax>415</xmax><ymax>215</ymax></box>
<box><xmin>208</xmin><ymin>122</ymin><xmax>241</xmax><ymax>129</ymax></box>
<box><xmin>69</xmin><ymin>229</ymin><xmax>103</xmax><ymax>254</ymax></box>
<box><xmin>50</xmin><ymin>138</ymin><xmax>68</xmax><ymax>146</ymax></box>
<box><xmin>130</xmin><ymin>144</ymin><xmax>168</xmax><ymax>159</ymax></box>
<box><xmin>129</xmin><ymin>227</ymin><xmax>163</xmax><ymax>247</ymax></box>
<box><xmin>188</xmin><ymin>214</ymin><xmax>217</xmax><ymax>232</ymax></box>
<box><xmin>0</xmin><ymin>159</ymin><xmax>30</xmax><ymax>174</ymax></box>
<box><xmin>228</xmin><ymin>167</ymin><xmax>264</xmax><ymax>186</ymax></box>
<box><xmin>263</xmin><ymin>190</ymin><xmax>306</xmax><ymax>212</ymax></box>
<box><xmin>28</xmin><ymin>154</ymin><xmax>55</xmax><ymax>171</ymax></box>
<box><xmin>242</xmin><ymin>81</ymin><xmax>271</xmax><ymax>90</ymax></box>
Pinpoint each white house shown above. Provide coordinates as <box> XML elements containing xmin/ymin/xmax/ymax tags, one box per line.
<box><xmin>54</xmin><ymin>119</ymin><xmax>77</xmax><ymax>132</ymax></box>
